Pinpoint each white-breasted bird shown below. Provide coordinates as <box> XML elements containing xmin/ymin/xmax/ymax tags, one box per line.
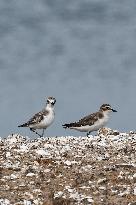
<box><xmin>18</xmin><ymin>97</ymin><xmax>56</xmax><ymax>137</ymax></box>
<box><xmin>63</xmin><ymin>104</ymin><xmax>117</xmax><ymax>136</ymax></box>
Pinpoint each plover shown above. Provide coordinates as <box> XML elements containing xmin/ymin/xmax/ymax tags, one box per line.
<box><xmin>18</xmin><ymin>97</ymin><xmax>56</xmax><ymax>137</ymax></box>
<box><xmin>62</xmin><ymin>104</ymin><xmax>117</xmax><ymax>136</ymax></box>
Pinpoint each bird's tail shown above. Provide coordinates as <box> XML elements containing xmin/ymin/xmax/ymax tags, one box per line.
<box><xmin>18</xmin><ymin>123</ymin><xmax>28</xmax><ymax>127</ymax></box>
<box><xmin>62</xmin><ymin>123</ymin><xmax>75</xmax><ymax>129</ymax></box>
<box><xmin>62</xmin><ymin>123</ymin><xmax>69</xmax><ymax>129</ymax></box>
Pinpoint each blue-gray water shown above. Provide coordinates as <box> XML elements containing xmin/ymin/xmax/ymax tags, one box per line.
<box><xmin>0</xmin><ymin>0</ymin><xmax>136</xmax><ymax>138</ymax></box>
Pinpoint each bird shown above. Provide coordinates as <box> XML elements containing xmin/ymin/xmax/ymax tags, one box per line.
<box><xmin>18</xmin><ymin>97</ymin><xmax>56</xmax><ymax>137</ymax></box>
<box><xmin>62</xmin><ymin>104</ymin><xmax>117</xmax><ymax>136</ymax></box>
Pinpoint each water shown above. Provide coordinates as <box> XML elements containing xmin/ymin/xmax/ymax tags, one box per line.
<box><xmin>0</xmin><ymin>0</ymin><xmax>136</xmax><ymax>138</ymax></box>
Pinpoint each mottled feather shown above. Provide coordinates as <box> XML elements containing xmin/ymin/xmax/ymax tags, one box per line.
<box><xmin>63</xmin><ymin>112</ymin><xmax>104</xmax><ymax>128</ymax></box>
<box><xmin>18</xmin><ymin>109</ymin><xmax>49</xmax><ymax>127</ymax></box>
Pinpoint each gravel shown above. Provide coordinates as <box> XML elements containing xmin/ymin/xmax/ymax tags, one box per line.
<box><xmin>0</xmin><ymin>127</ymin><xmax>136</xmax><ymax>205</ymax></box>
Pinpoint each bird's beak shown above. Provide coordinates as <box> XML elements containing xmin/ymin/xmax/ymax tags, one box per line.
<box><xmin>112</xmin><ymin>109</ymin><xmax>117</xmax><ymax>112</ymax></box>
<box><xmin>52</xmin><ymin>99</ymin><xmax>56</xmax><ymax>105</ymax></box>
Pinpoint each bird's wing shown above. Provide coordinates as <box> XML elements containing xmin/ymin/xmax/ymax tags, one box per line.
<box><xmin>77</xmin><ymin>112</ymin><xmax>98</xmax><ymax>126</ymax></box>
<box><xmin>63</xmin><ymin>112</ymin><xmax>100</xmax><ymax>128</ymax></box>
<box><xmin>27</xmin><ymin>112</ymin><xmax>44</xmax><ymax>125</ymax></box>
<box><xmin>27</xmin><ymin>110</ymin><xmax>49</xmax><ymax>126</ymax></box>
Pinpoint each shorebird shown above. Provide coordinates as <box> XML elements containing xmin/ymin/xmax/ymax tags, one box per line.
<box><xmin>62</xmin><ymin>104</ymin><xmax>117</xmax><ymax>136</ymax></box>
<box><xmin>18</xmin><ymin>97</ymin><xmax>56</xmax><ymax>137</ymax></box>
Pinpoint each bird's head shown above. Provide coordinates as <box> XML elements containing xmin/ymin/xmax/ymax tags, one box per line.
<box><xmin>100</xmin><ymin>104</ymin><xmax>117</xmax><ymax>113</ymax></box>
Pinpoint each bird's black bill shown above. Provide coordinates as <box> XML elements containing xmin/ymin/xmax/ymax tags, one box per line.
<box><xmin>112</xmin><ymin>109</ymin><xmax>117</xmax><ymax>112</ymax></box>
<box><xmin>51</xmin><ymin>99</ymin><xmax>56</xmax><ymax>105</ymax></box>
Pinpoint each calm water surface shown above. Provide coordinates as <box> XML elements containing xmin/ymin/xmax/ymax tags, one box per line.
<box><xmin>0</xmin><ymin>0</ymin><xmax>136</xmax><ymax>137</ymax></box>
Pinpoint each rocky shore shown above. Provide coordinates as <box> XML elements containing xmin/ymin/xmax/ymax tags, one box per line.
<box><xmin>0</xmin><ymin>128</ymin><xmax>136</xmax><ymax>205</ymax></box>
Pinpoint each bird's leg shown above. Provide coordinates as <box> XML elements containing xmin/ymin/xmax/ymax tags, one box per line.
<box><xmin>30</xmin><ymin>128</ymin><xmax>42</xmax><ymax>138</ymax></box>
<box><xmin>41</xmin><ymin>129</ymin><xmax>45</xmax><ymax>137</ymax></box>
<box><xmin>87</xmin><ymin>131</ymin><xmax>91</xmax><ymax>137</ymax></box>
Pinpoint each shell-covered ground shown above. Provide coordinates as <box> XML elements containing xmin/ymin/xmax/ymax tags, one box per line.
<box><xmin>0</xmin><ymin>128</ymin><xmax>136</xmax><ymax>205</ymax></box>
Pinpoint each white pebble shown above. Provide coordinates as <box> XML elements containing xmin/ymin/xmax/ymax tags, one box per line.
<box><xmin>26</xmin><ymin>173</ymin><xmax>35</xmax><ymax>177</ymax></box>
